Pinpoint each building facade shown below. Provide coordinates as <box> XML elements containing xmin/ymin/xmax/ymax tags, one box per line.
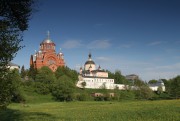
<box><xmin>76</xmin><ymin>53</ymin><xmax>125</xmax><ymax>90</ymax></box>
<box><xmin>30</xmin><ymin>32</ymin><xmax>65</xmax><ymax>72</ymax></box>
<box><xmin>148</xmin><ymin>79</ymin><xmax>166</xmax><ymax>92</ymax></box>
<box><xmin>7</xmin><ymin>62</ymin><xmax>20</xmax><ymax>70</ymax></box>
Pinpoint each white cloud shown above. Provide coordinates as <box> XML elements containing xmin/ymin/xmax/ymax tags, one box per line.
<box><xmin>87</xmin><ymin>40</ymin><xmax>111</xmax><ymax>49</ymax></box>
<box><xmin>96</xmin><ymin>56</ymin><xmax>110</xmax><ymax>62</ymax></box>
<box><xmin>145</xmin><ymin>63</ymin><xmax>180</xmax><ymax>71</ymax></box>
<box><xmin>148</xmin><ymin>41</ymin><xmax>164</xmax><ymax>46</ymax></box>
<box><xmin>62</xmin><ymin>40</ymin><xmax>83</xmax><ymax>49</ymax></box>
<box><xmin>101</xmin><ymin>56</ymin><xmax>180</xmax><ymax>81</ymax></box>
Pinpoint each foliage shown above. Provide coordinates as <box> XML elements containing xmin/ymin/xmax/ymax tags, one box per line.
<box><xmin>76</xmin><ymin>92</ymin><xmax>90</xmax><ymax>101</ymax></box>
<box><xmin>134</xmin><ymin>79</ymin><xmax>154</xmax><ymax>100</ymax></box>
<box><xmin>148</xmin><ymin>79</ymin><xmax>158</xmax><ymax>84</ymax></box>
<box><xmin>0</xmin><ymin>0</ymin><xmax>35</xmax><ymax>109</ymax></box>
<box><xmin>55</xmin><ymin>66</ymin><xmax>64</xmax><ymax>79</ymax></box>
<box><xmin>10</xmin><ymin>70</ymin><xmax>25</xmax><ymax>103</ymax></box>
<box><xmin>0</xmin><ymin>69</ymin><xmax>25</xmax><ymax>109</ymax></box>
<box><xmin>81</xmin><ymin>81</ymin><xmax>86</xmax><ymax>88</ymax></box>
<box><xmin>169</xmin><ymin>76</ymin><xmax>180</xmax><ymax>99</ymax></box>
<box><xmin>51</xmin><ymin>75</ymin><xmax>76</xmax><ymax>101</ymax></box>
<box><xmin>115</xmin><ymin>90</ymin><xmax>135</xmax><ymax>101</ymax></box>
<box><xmin>107</xmin><ymin>70</ymin><xmax>129</xmax><ymax>84</ymax></box>
<box><xmin>55</xmin><ymin>66</ymin><xmax>78</xmax><ymax>83</ymax></box>
<box><xmin>20</xmin><ymin>65</ymin><xmax>27</xmax><ymax>78</ymax></box>
<box><xmin>157</xmin><ymin>86</ymin><xmax>163</xmax><ymax>94</ymax></box>
<box><xmin>28</xmin><ymin>64</ymin><xmax>37</xmax><ymax>80</ymax></box>
<box><xmin>35</xmin><ymin>66</ymin><xmax>56</xmax><ymax>94</ymax></box>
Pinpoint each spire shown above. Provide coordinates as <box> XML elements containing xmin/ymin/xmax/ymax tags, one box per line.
<box><xmin>47</xmin><ymin>30</ymin><xmax>50</xmax><ymax>39</ymax></box>
<box><xmin>88</xmin><ymin>52</ymin><xmax>92</xmax><ymax>59</ymax></box>
<box><xmin>98</xmin><ymin>65</ymin><xmax>101</xmax><ymax>70</ymax></box>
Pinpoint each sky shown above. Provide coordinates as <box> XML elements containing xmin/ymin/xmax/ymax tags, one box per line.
<box><xmin>12</xmin><ymin>0</ymin><xmax>180</xmax><ymax>81</ymax></box>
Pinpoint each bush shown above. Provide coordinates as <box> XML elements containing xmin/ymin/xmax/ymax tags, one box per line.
<box><xmin>51</xmin><ymin>75</ymin><xmax>75</xmax><ymax>101</ymax></box>
<box><xmin>115</xmin><ymin>90</ymin><xmax>135</xmax><ymax>101</ymax></box>
<box><xmin>11</xmin><ymin>89</ymin><xmax>25</xmax><ymax>103</ymax></box>
<box><xmin>34</xmin><ymin>82</ymin><xmax>50</xmax><ymax>95</ymax></box>
<box><xmin>76</xmin><ymin>92</ymin><xmax>89</xmax><ymax>101</ymax></box>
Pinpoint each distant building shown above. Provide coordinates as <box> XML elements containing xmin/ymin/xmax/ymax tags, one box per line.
<box><xmin>76</xmin><ymin>53</ymin><xmax>125</xmax><ymax>90</ymax></box>
<box><xmin>7</xmin><ymin>62</ymin><xmax>20</xmax><ymax>70</ymax></box>
<box><xmin>148</xmin><ymin>79</ymin><xmax>165</xmax><ymax>92</ymax></box>
<box><xmin>125</xmin><ymin>74</ymin><xmax>139</xmax><ymax>81</ymax></box>
<box><xmin>30</xmin><ymin>32</ymin><xmax>65</xmax><ymax>72</ymax></box>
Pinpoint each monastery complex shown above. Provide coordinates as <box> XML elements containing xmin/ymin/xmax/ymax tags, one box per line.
<box><xmin>28</xmin><ymin>32</ymin><xmax>165</xmax><ymax>91</ymax></box>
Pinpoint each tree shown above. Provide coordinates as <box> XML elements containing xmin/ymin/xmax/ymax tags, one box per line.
<box><xmin>169</xmin><ymin>76</ymin><xmax>180</xmax><ymax>99</ymax></box>
<box><xmin>55</xmin><ymin>66</ymin><xmax>78</xmax><ymax>83</ymax></box>
<box><xmin>107</xmin><ymin>70</ymin><xmax>129</xmax><ymax>84</ymax></box>
<box><xmin>81</xmin><ymin>81</ymin><xmax>86</xmax><ymax>89</ymax></box>
<box><xmin>134</xmin><ymin>79</ymin><xmax>154</xmax><ymax>100</ymax></box>
<box><xmin>52</xmin><ymin>75</ymin><xmax>76</xmax><ymax>101</ymax></box>
<box><xmin>55</xmin><ymin>66</ymin><xmax>64</xmax><ymax>79</ymax></box>
<box><xmin>148</xmin><ymin>79</ymin><xmax>157</xmax><ymax>84</ymax></box>
<box><xmin>35</xmin><ymin>66</ymin><xmax>56</xmax><ymax>94</ymax></box>
<box><xmin>10</xmin><ymin>69</ymin><xmax>25</xmax><ymax>103</ymax></box>
<box><xmin>28</xmin><ymin>64</ymin><xmax>37</xmax><ymax>80</ymax></box>
<box><xmin>20</xmin><ymin>65</ymin><xmax>26</xmax><ymax>78</ymax></box>
<box><xmin>0</xmin><ymin>0</ymin><xmax>35</xmax><ymax>109</ymax></box>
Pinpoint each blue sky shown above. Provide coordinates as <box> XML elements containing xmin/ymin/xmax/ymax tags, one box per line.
<box><xmin>13</xmin><ymin>0</ymin><xmax>180</xmax><ymax>81</ymax></box>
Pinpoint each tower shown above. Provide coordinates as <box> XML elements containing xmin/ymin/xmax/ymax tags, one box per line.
<box><xmin>84</xmin><ymin>53</ymin><xmax>96</xmax><ymax>71</ymax></box>
<box><xmin>30</xmin><ymin>31</ymin><xmax>65</xmax><ymax>72</ymax></box>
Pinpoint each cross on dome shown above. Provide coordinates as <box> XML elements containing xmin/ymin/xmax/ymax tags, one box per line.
<box><xmin>47</xmin><ymin>30</ymin><xmax>50</xmax><ymax>39</ymax></box>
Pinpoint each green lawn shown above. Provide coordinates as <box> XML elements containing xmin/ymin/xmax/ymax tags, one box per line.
<box><xmin>0</xmin><ymin>100</ymin><xmax>179</xmax><ymax>121</ymax></box>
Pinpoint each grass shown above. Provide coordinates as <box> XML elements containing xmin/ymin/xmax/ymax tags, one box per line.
<box><xmin>0</xmin><ymin>100</ymin><xmax>179</xmax><ymax>121</ymax></box>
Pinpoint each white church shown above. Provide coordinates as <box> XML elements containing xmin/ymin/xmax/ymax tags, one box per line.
<box><xmin>76</xmin><ymin>53</ymin><xmax>125</xmax><ymax>90</ymax></box>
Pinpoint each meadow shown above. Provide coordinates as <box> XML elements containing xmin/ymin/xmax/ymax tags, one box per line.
<box><xmin>0</xmin><ymin>100</ymin><xmax>179</xmax><ymax>121</ymax></box>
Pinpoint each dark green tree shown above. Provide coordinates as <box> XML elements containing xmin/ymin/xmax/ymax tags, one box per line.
<box><xmin>52</xmin><ymin>75</ymin><xmax>76</xmax><ymax>101</ymax></box>
<box><xmin>55</xmin><ymin>66</ymin><xmax>78</xmax><ymax>83</ymax></box>
<box><xmin>169</xmin><ymin>76</ymin><xmax>180</xmax><ymax>99</ymax></box>
<box><xmin>0</xmin><ymin>0</ymin><xmax>35</xmax><ymax>109</ymax></box>
<box><xmin>148</xmin><ymin>79</ymin><xmax>158</xmax><ymax>84</ymax></box>
<box><xmin>20</xmin><ymin>65</ymin><xmax>26</xmax><ymax>78</ymax></box>
<box><xmin>55</xmin><ymin>66</ymin><xmax>64</xmax><ymax>79</ymax></box>
<box><xmin>81</xmin><ymin>81</ymin><xmax>86</xmax><ymax>89</ymax></box>
<box><xmin>28</xmin><ymin>64</ymin><xmax>37</xmax><ymax>80</ymax></box>
<box><xmin>35</xmin><ymin>66</ymin><xmax>56</xmax><ymax>94</ymax></box>
<box><xmin>114</xmin><ymin>70</ymin><xmax>128</xmax><ymax>84</ymax></box>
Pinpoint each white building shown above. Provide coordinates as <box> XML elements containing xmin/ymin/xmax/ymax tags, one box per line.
<box><xmin>148</xmin><ymin>79</ymin><xmax>166</xmax><ymax>92</ymax></box>
<box><xmin>7</xmin><ymin>62</ymin><xmax>20</xmax><ymax>70</ymax></box>
<box><xmin>76</xmin><ymin>53</ymin><xmax>125</xmax><ymax>90</ymax></box>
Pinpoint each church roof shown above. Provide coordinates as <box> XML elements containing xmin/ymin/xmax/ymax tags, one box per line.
<box><xmin>42</xmin><ymin>38</ymin><xmax>54</xmax><ymax>43</ymax></box>
<box><xmin>8</xmin><ymin>62</ymin><xmax>20</xmax><ymax>67</ymax></box>
<box><xmin>84</xmin><ymin>52</ymin><xmax>95</xmax><ymax>65</ymax></box>
<box><xmin>85</xmin><ymin>60</ymin><xmax>95</xmax><ymax>65</ymax></box>
<box><xmin>41</xmin><ymin>31</ymin><xmax>54</xmax><ymax>44</ymax></box>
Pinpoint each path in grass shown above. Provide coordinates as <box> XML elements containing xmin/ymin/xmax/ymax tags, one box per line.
<box><xmin>0</xmin><ymin>100</ymin><xmax>179</xmax><ymax>121</ymax></box>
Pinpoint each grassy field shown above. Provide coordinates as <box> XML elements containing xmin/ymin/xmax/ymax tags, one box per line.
<box><xmin>0</xmin><ymin>100</ymin><xmax>179</xmax><ymax>121</ymax></box>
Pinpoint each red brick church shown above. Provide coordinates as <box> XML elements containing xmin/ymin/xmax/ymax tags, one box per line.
<box><xmin>30</xmin><ymin>32</ymin><xmax>65</xmax><ymax>72</ymax></box>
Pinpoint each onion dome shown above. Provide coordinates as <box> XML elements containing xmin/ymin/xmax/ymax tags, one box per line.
<box><xmin>41</xmin><ymin>31</ymin><xmax>54</xmax><ymax>44</ymax></box>
<box><xmin>85</xmin><ymin>53</ymin><xmax>95</xmax><ymax>65</ymax></box>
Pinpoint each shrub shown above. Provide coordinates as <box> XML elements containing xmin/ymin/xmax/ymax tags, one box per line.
<box><xmin>51</xmin><ymin>75</ymin><xmax>75</xmax><ymax>101</ymax></box>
